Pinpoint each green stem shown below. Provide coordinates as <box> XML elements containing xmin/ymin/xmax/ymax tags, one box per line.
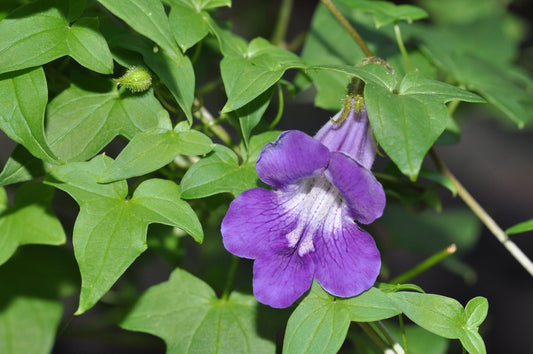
<box><xmin>222</xmin><ymin>256</ymin><xmax>240</xmax><ymax>300</ymax></box>
<box><xmin>393</xmin><ymin>23</ymin><xmax>413</xmax><ymax>71</ymax></box>
<box><xmin>193</xmin><ymin>99</ymin><xmax>234</xmax><ymax>147</ymax></box>
<box><xmin>320</xmin><ymin>0</ymin><xmax>374</xmax><ymax>57</ymax></box>
<box><xmin>391</xmin><ymin>244</ymin><xmax>457</xmax><ymax>284</ymax></box>
<box><xmin>357</xmin><ymin>322</ymin><xmax>391</xmax><ymax>352</ymax></box>
<box><xmin>398</xmin><ymin>314</ymin><xmax>408</xmax><ymax>354</ymax></box>
<box><xmin>430</xmin><ymin>149</ymin><xmax>533</xmax><ymax>277</ymax></box>
<box><xmin>269</xmin><ymin>83</ymin><xmax>285</xmax><ymax>130</ymax></box>
<box><xmin>372</xmin><ymin>322</ymin><xmax>405</xmax><ymax>354</ymax></box>
<box><xmin>271</xmin><ymin>0</ymin><xmax>294</xmax><ymax>46</ymax></box>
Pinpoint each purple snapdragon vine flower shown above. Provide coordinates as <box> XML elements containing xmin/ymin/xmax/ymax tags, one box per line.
<box><xmin>221</xmin><ymin>99</ymin><xmax>386</xmax><ymax>308</ymax></box>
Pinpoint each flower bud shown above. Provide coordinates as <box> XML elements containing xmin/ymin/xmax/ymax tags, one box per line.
<box><xmin>114</xmin><ymin>66</ymin><xmax>152</xmax><ymax>92</ymax></box>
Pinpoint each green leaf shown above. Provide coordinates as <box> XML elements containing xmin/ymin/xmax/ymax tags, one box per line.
<box><xmin>204</xmin><ymin>15</ymin><xmax>248</xmax><ymax>56</ymax></box>
<box><xmin>388</xmin><ymin>292</ymin><xmax>464</xmax><ymax>338</ymax></box>
<box><xmin>0</xmin><ymin>182</ymin><xmax>65</xmax><ymax>266</ymax></box>
<box><xmin>283</xmin><ymin>285</ymin><xmax>351</xmax><ymax>354</ymax></box>
<box><xmin>0</xmin><ymin>145</ymin><xmax>48</xmax><ymax>186</ymax></box>
<box><xmin>246</xmin><ymin>131</ymin><xmax>282</xmax><ymax>162</ymax></box>
<box><xmin>104</xmin><ymin>29</ymin><xmax>196</xmax><ymax>123</ymax></box>
<box><xmin>98</xmin><ymin>124</ymin><xmax>213</xmax><ymax>183</ymax></box>
<box><xmin>180</xmin><ymin>144</ymin><xmax>258</xmax><ymax>199</ymax></box>
<box><xmin>465</xmin><ymin>297</ymin><xmax>488</xmax><ymax>328</ymax></box>
<box><xmin>0</xmin><ymin>0</ymin><xmax>113</xmax><ymax>74</ymax></box>
<box><xmin>0</xmin><ymin>245</ymin><xmax>79</xmax><ymax>354</ymax></box>
<box><xmin>0</xmin><ymin>297</ymin><xmax>62</xmax><ymax>354</ymax></box>
<box><xmin>143</xmin><ymin>47</ymin><xmax>196</xmax><ymax>123</ymax></box>
<box><xmin>45</xmin><ymin>155</ymin><xmax>203</xmax><ymax>313</ymax></box>
<box><xmin>167</xmin><ymin>0</ymin><xmax>232</xmax><ymax>51</ymax></box>
<box><xmin>121</xmin><ymin>268</ymin><xmax>275</xmax><ymax>354</ymax></box>
<box><xmin>221</xmin><ymin>37</ymin><xmax>303</xmax><ymax>112</ymax></box>
<box><xmin>130</xmin><ymin>179</ymin><xmax>203</xmax><ymax>242</ymax></box>
<box><xmin>419</xmin><ymin>167</ymin><xmax>457</xmax><ymax>195</ymax></box>
<box><xmin>459</xmin><ymin>330</ymin><xmax>486</xmax><ymax>354</ymax></box>
<box><xmin>169</xmin><ymin>2</ymin><xmax>210</xmax><ymax>52</ymax></box>
<box><xmin>97</xmin><ymin>0</ymin><xmax>177</xmax><ymax>55</ymax></box>
<box><xmin>340</xmin><ymin>0</ymin><xmax>428</xmax><ymax>28</ymax></box>
<box><xmin>410</xmin><ymin>19</ymin><xmax>532</xmax><ymax>126</ymax></box>
<box><xmin>233</xmin><ymin>87</ymin><xmax>274</xmax><ymax>151</ymax></box>
<box><xmin>506</xmin><ymin>219</ymin><xmax>533</xmax><ymax>235</ymax></box>
<box><xmin>46</xmin><ymin>76</ymin><xmax>166</xmax><ymax>162</ymax></box>
<box><xmin>377</xmin><ymin>282</ymin><xmax>425</xmax><ymax>294</ymax></box>
<box><xmin>366</xmin><ymin>68</ymin><xmax>483</xmax><ymax>177</ymax></box>
<box><xmin>284</xmin><ymin>284</ymin><xmax>401</xmax><ymax>354</ymax></box>
<box><xmin>314</xmin><ymin>64</ymin><xmax>484</xmax><ymax>177</ymax></box>
<box><xmin>0</xmin><ymin>68</ymin><xmax>57</xmax><ymax>162</ymax></box>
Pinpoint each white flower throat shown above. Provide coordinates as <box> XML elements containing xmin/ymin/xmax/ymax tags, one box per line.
<box><xmin>281</xmin><ymin>176</ymin><xmax>344</xmax><ymax>257</ymax></box>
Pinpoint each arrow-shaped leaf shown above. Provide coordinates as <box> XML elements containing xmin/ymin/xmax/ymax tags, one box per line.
<box><xmin>46</xmin><ymin>75</ymin><xmax>166</xmax><ymax>162</ymax></box>
<box><xmin>98</xmin><ymin>123</ymin><xmax>213</xmax><ymax>183</ymax></box>
<box><xmin>0</xmin><ymin>68</ymin><xmax>57</xmax><ymax>162</ymax></box>
<box><xmin>0</xmin><ymin>0</ymin><xmax>113</xmax><ymax>74</ymax></box>
<box><xmin>0</xmin><ymin>183</ymin><xmax>65</xmax><ymax>266</ymax></box>
<box><xmin>45</xmin><ymin>155</ymin><xmax>203</xmax><ymax>313</ymax></box>
<box><xmin>121</xmin><ymin>268</ymin><xmax>275</xmax><ymax>354</ymax></box>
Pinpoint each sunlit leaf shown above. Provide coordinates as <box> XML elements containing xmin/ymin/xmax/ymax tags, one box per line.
<box><xmin>46</xmin><ymin>76</ymin><xmax>166</xmax><ymax>162</ymax></box>
<box><xmin>0</xmin><ymin>68</ymin><xmax>57</xmax><ymax>162</ymax></box>
<box><xmin>121</xmin><ymin>268</ymin><xmax>275</xmax><ymax>353</ymax></box>
<box><xmin>341</xmin><ymin>0</ymin><xmax>428</xmax><ymax>28</ymax></box>
<box><xmin>0</xmin><ymin>0</ymin><xmax>112</xmax><ymax>74</ymax></box>
<box><xmin>98</xmin><ymin>123</ymin><xmax>213</xmax><ymax>183</ymax></box>
<box><xmin>45</xmin><ymin>155</ymin><xmax>203</xmax><ymax>313</ymax></box>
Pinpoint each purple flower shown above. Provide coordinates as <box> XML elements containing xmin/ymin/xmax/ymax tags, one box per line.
<box><xmin>221</xmin><ymin>105</ymin><xmax>386</xmax><ymax>308</ymax></box>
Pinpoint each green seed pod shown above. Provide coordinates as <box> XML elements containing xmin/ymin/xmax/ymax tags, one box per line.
<box><xmin>114</xmin><ymin>66</ymin><xmax>152</xmax><ymax>92</ymax></box>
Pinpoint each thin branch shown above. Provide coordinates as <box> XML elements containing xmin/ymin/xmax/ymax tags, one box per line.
<box><xmin>271</xmin><ymin>0</ymin><xmax>294</xmax><ymax>46</ymax></box>
<box><xmin>430</xmin><ymin>149</ymin><xmax>533</xmax><ymax>277</ymax></box>
<box><xmin>320</xmin><ymin>0</ymin><xmax>374</xmax><ymax>57</ymax></box>
<box><xmin>390</xmin><ymin>244</ymin><xmax>456</xmax><ymax>284</ymax></box>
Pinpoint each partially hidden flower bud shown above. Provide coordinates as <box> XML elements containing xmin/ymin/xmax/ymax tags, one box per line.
<box><xmin>114</xmin><ymin>66</ymin><xmax>152</xmax><ymax>93</ymax></box>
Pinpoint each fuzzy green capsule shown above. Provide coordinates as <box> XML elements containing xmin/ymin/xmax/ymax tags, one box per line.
<box><xmin>114</xmin><ymin>66</ymin><xmax>152</xmax><ymax>92</ymax></box>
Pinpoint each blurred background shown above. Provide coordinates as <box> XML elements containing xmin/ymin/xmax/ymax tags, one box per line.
<box><xmin>1</xmin><ymin>0</ymin><xmax>532</xmax><ymax>353</ymax></box>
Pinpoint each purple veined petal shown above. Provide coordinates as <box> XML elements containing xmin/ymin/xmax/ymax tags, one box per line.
<box><xmin>326</xmin><ymin>152</ymin><xmax>386</xmax><ymax>224</ymax></box>
<box><xmin>314</xmin><ymin>108</ymin><xmax>376</xmax><ymax>170</ymax></box>
<box><xmin>312</xmin><ymin>213</ymin><xmax>381</xmax><ymax>298</ymax></box>
<box><xmin>253</xmin><ymin>249</ymin><xmax>314</xmax><ymax>308</ymax></box>
<box><xmin>221</xmin><ymin>188</ymin><xmax>297</xmax><ymax>259</ymax></box>
<box><xmin>256</xmin><ymin>130</ymin><xmax>329</xmax><ymax>190</ymax></box>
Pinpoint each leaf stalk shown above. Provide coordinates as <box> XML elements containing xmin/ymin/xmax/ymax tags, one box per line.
<box><xmin>320</xmin><ymin>0</ymin><xmax>374</xmax><ymax>57</ymax></box>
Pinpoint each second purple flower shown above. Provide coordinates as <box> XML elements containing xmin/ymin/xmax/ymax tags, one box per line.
<box><xmin>221</xmin><ymin>101</ymin><xmax>386</xmax><ymax>308</ymax></box>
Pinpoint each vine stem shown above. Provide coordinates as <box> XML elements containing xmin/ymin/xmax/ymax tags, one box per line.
<box><xmin>271</xmin><ymin>0</ymin><xmax>294</xmax><ymax>46</ymax></box>
<box><xmin>193</xmin><ymin>98</ymin><xmax>233</xmax><ymax>146</ymax></box>
<box><xmin>398</xmin><ymin>314</ymin><xmax>408</xmax><ymax>354</ymax></box>
<box><xmin>430</xmin><ymin>149</ymin><xmax>533</xmax><ymax>277</ymax></box>
<box><xmin>320</xmin><ymin>0</ymin><xmax>374</xmax><ymax>57</ymax></box>
<box><xmin>393</xmin><ymin>23</ymin><xmax>413</xmax><ymax>71</ymax></box>
<box><xmin>374</xmin><ymin>321</ymin><xmax>405</xmax><ymax>354</ymax></box>
<box><xmin>390</xmin><ymin>244</ymin><xmax>456</xmax><ymax>284</ymax></box>
<box><xmin>222</xmin><ymin>256</ymin><xmax>240</xmax><ymax>300</ymax></box>
<box><xmin>357</xmin><ymin>322</ymin><xmax>396</xmax><ymax>353</ymax></box>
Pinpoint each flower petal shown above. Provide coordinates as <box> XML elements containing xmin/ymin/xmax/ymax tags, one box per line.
<box><xmin>221</xmin><ymin>188</ymin><xmax>296</xmax><ymax>259</ymax></box>
<box><xmin>327</xmin><ymin>152</ymin><xmax>386</xmax><ymax>224</ymax></box>
<box><xmin>253</xmin><ymin>249</ymin><xmax>314</xmax><ymax>308</ymax></box>
<box><xmin>312</xmin><ymin>217</ymin><xmax>381</xmax><ymax>298</ymax></box>
<box><xmin>315</xmin><ymin>108</ymin><xmax>375</xmax><ymax>169</ymax></box>
<box><xmin>256</xmin><ymin>130</ymin><xmax>329</xmax><ymax>190</ymax></box>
